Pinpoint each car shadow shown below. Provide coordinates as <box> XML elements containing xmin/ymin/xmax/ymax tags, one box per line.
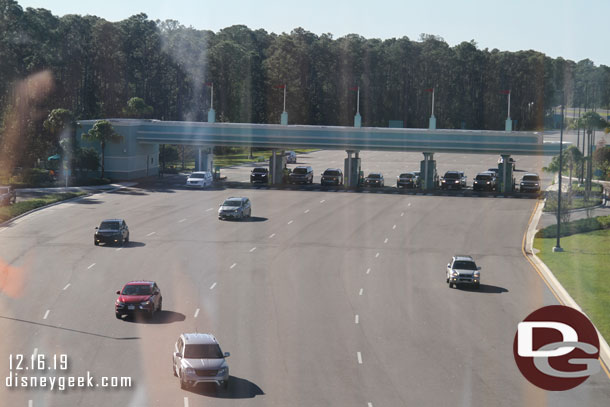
<box><xmin>458</xmin><ymin>284</ymin><xmax>508</xmax><ymax>294</ymax></box>
<box><xmin>241</xmin><ymin>216</ymin><xmax>268</xmax><ymax>222</ymax></box>
<box><xmin>123</xmin><ymin>241</ymin><xmax>146</xmax><ymax>248</ymax></box>
<box><xmin>187</xmin><ymin>376</ymin><xmax>264</xmax><ymax>399</ymax></box>
<box><xmin>123</xmin><ymin>310</ymin><xmax>186</xmax><ymax>324</ymax></box>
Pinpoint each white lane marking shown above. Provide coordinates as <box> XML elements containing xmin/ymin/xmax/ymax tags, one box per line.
<box><xmin>384</xmin><ymin>238</ymin><xmax>388</xmax><ymax>243</ymax></box>
<box><xmin>392</xmin><ymin>224</ymin><xmax>396</xmax><ymax>230</ymax></box>
<box><xmin>178</xmin><ymin>218</ymin><xmax>187</xmax><ymax>223</ymax></box>
<box><xmin>116</xmin><ymin>247</ymin><xmax>123</xmax><ymax>251</ymax></box>
<box><xmin>359</xmin><ymin>288</ymin><xmax>364</xmax><ymax>296</ymax></box>
<box><xmin>368</xmin><ymin>403</ymin><xmax>373</xmax><ymax>407</ymax></box>
<box><xmin>146</xmin><ymin>232</ymin><xmax>156</xmax><ymax>236</ymax></box>
<box><xmin>206</xmin><ymin>208</ymin><xmax>213</xmax><ymax>211</ymax></box>
<box><xmin>29</xmin><ymin>400</ymin><xmax>33</xmax><ymax>407</ymax></box>
<box><xmin>408</xmin><ymin>203</ymin><xmax>411</xmax><ymax>207</ymax></box>
<box><xmin>366</xmin><ymin>268</ymin><xmax>371</xmax><ymax>275</ymax></box>
<box><xmin>230</xmin><ymin>263</ymin><xmax>237</xmax><ymax>269</ymax></box>
<box><xmin>357</xmin><ymin>352</ymin><xmax>363</xmax><ymax>364</ymax></box>
<box><xmin>401</xmin><ymin>212</ymin><xmax>404</xmax><ymax>217</ymax></box>
<box><xmin>33</xmin><ymin>348</ymin><xmax>38</xmax><ymax>357</ymax></box>
<box><xmin>375</xmin><ymin>252</ymin><xmax>380</xmax><ymax>258</ymax></box>
<box><xmin>287</xmin><ymin>220</ymin><xmax>293</xmax><ymax>225</ymax></box>
<box><xmin>269</xmin><ymin>233</ymin><xmax>275</xmax><ymax>238</ymax></box>
<box><xmin>87</xmin><ymin>263</ymin><xmax>96</xmax><ymax>269</ymax></box>
<box><xmin>184</xmin><ymin>397</ymin><xmax>189</xmax><ymax>407</ymax></box>
<box><xmin>249</xmin><ymin>247</ymin><xmax>256</xmax><ymax>253</ymax></box>
<box><xmin>43</xmin><ymin>310</ymin><xmax>50</xmax><ymax>320</ymax></box>
<box><xmin>194</xmin><ymin>308</ymin><xmax>200</xmax><ymax>318</ymax></box>
<box><xmin>62</xmin><ymin>283</ymin><xmax>70</xmax><ymax>290</ymax></box>
<box><xmin>304</xmin><ymin>209</ymin><xmax>310</xmax><ymax>213</ymax></box>
<box><xmin>320</xmin><ymin>199</ymin><xmax>325</xmax><ymax>203</ymax></box>
<box><xmin>355</xmin><ymin>314</ymin><xmax>359</xmax><ymax>324</ymax></box>
<box><xmin>209</xmin><ymin>282</ymin><xmax>217</xmax><ymax>290</ymax></box>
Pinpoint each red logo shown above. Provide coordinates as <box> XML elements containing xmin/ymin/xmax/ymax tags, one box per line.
<box><xmin>513</xmin><ymin>305</ymin><xmax>600</xmax><ymax>390</ymax></box>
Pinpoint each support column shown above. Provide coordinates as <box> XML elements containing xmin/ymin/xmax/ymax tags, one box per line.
<box><xmin>505</xmin><ymin>118</ymin><xmax>513</xmax><ymax>132</ymax></box>
<box><xmin>195</xmin><ymin>147</ymin><xmax>213</xmax><ymax>173</ymax></box>
<box><xmin>419</xmin><ymin>152</ymin><xmax>437</xmax><ymax>190</ymax></box>
<box><xmin>344</xmin><ymin>150</ymin><xmax>361</xmax><ymax>188</ymax></box>
<box><xmin>499</xmin><ymin>154</ymin><xmax>514</xmax><ymax>194</ymax></box>
<box><xmin>269</xmin><ymin>150</ymin><xmax>286</xmax><ymax>185</ymax></box>
<box><xmin>428</xmin><ymin>115</ymin><xmax>436</xmax><ymax>130</ymax></box>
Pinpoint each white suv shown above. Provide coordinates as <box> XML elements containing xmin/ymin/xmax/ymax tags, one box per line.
<box><xmin>173</xmin><ymin>333</ymin><xmax>230</xmax><ymax>389</ymax></box>
<box><xmin>446</xmin><ymin>255</ymin><xmax>481</xmax><ymax>288</ymax></box>
<box><xmin>186</xmin><ymin>171</ymin><xmax>213</xmax><ymax>188</ymax></box>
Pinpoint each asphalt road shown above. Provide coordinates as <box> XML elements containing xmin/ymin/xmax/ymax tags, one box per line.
<box><xmin>1</xmin><ymin>149</ymin><xmax>609</xmax><ymax>407</ymax></box>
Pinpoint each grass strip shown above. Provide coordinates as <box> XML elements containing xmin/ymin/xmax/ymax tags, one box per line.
<box><xmin>0</xmin><ymin>192</ymin><xmax>87</xmax><ymax>223</ymax></box>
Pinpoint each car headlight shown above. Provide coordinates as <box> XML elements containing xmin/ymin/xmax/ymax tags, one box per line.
<box><xmin>141</xmin><ymin>300</ymin><xmax>151</xmax><ymax>306</ymax></box>
<box><xmin>486</xmin><ymin>181</ymin><xmax>490</xmax><ymax>184</ymax></box>
<box><xmin>534</xmin><ymin>183</ymin><xmax>539</xmax><ymax>186</ymax></box>
<box><xmin>115</xmin><ymin>300</ymin><xmax>123</xmax><ymax>305</ymax></box>
<box><xmin>218</xmin><ymin>367</ymin><xmax>228</xmax><ymax>375</ymax></box>
<box><xmin>520</xmin><ymin>182</ymin><xmax>524</xmax><ymax>185</ymax></box>
<box><xmin>184</xmin><ymin>367</ymin><xmax>195</xmax><ymax>375</ymax></box>
<box><xmin>451</xmin><ymin>270</ymin><xmax>459</xmax><ymax>276</ymax></box>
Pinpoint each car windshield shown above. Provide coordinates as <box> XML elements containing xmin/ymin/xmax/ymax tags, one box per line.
<box><xmin>367</xmin><ymin>174</ymin><xmax>380</xmax><ymax>178</ymax></box>
<box><xmin>190</xmin><ymin>173</ymin><xmax>207</xmax><ymax>179</ymax></box>
<box><xmin>444</xmin><ymin>173</ymin><xmax>459</xmax><ymax>179</ymax></box>
<box><xmin>453</xmin><ymin>261</ymin><xmax>477</xmax><ymax>270</ymax></box>
<box><xmin>184</xmin><ymin>344</ymin><xmax>223</xmax><ymax>359</ymax></box>
<box><xmin>324</xmin><ymin>170</ymin><xmax>340</xmax><ymax>176</ymax></box>
<box><xmin>253</xmin><ymin>168</ymin><xmax>267</xmax><ymax>173</ymax></box>
<box><xmin>476</xmin><ymin>174</ymin><xmax>492</xmax><ymax>180</ymax></box>
<box><xmin>400</xmin><ymin>173</ymin><xmax>414</xmax><ymax>178</ymax></box>
<box><xmin>99</xmin><ymin>221</ymin><xmax>120</xmax><ymax>230</ymax></box>
<box><xmin>223</xmin><ymin>200</ymin><xmax>241</xmax><ymax>207</ymax></box>
<box><xmin>122</xmin><ymin>285</ymin><xmax>152</xmax><ymax>295</ymax></box>
<box><xmin>523</xmin><ymin>175</ymin><xmax>539</xmax><ymax>181</ymax></box>
<box><xmin>292</xmin><ymin>168</ymin><xmax>307</xmax><ymax>174</ymax></box>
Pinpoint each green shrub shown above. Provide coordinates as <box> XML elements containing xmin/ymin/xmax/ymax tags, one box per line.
<box><xmin>536</xmin><ymin>215</ymin><xmax>610</xmax><ymax>238</ymax></box>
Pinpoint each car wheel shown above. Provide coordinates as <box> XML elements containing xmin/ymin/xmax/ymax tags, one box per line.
<box><xmin>118</xmin><ymin>236</ymin><xmax>124</xmax><ymax>246</ymax></box>
<box><xmin>125</xmin><ymin>233</ymin><xmax>129</xmax><ymax>243</ymax></box>
<box><xmin>475</xmin><ymin>283</ymin><xmax>480</xmax><ymax>289</ymax></box>
<box><xmin>94</xmin><ymin>240</ymin><xmax>99</xmax><ymax>246</ymax></box>
<box><xmin>173</xmin><ymin>363</ymin><xmax>178</xmax><ymax>377</ymax></box>
<box><xmin>179</xmin><ymin>372</ymin><xmax>187</xmax><ymax>389</ymax></box>
<box><xmin>158</xmin><ymin>298</ymin><xmax>163</xmax><ymax>312</ymax></box>
<box><xmin>221</xmin><ymin>380</ymin><xmax>229</xmax><ymax>390</ymax></box>
<box><xmin>115</xmin><ymin>313</ymin><xmax>122</xmax><ymax>319</ymax></box>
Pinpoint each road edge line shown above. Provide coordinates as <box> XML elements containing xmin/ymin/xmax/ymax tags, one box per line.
<box><xmin>522</xmin><ymin>198</ymin><xmax>610</xmax><ymax>381</ymax></box>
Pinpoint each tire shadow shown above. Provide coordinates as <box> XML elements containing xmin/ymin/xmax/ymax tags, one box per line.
<box><xmin>186</xmin><ymin>376</ymin><xmax>264</xmax><ymax>399</ymax></box>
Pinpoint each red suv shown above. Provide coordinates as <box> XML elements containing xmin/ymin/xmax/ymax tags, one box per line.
<box><xmin>115</xmin><ymin>281</ymin><xmax>162</xmax><ymax>319</ymax></box>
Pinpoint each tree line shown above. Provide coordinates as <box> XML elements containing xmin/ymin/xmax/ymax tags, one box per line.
<box><xmin>1</xmin><ymin>0</ymin><xmax>610</xmax><ymax>169</ymax></box>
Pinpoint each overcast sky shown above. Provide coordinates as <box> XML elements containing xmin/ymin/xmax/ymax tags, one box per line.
<box><xmin>17</xmin><ymin>0</ymin><xmax>610</xmax><ymax>66</ymax></box>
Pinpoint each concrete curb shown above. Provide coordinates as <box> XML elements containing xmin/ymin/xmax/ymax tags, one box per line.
<box><xmin>524</xmin><ymin>199</ymin><xmax>610</xmax><ymax>377</ymax></box>
<box><xmin>0</xmin><ymin>183</ymin><xmax>132</xmax><ymax>228</ymax></box>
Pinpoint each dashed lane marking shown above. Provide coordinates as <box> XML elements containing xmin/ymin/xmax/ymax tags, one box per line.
<box><xmin>366</xmin><ymin>268</ymin><xmax>371</xmax><ymax>274</ymax></box>
<box><xmin>357</xmin><ymin>352</ymin><xmax>363</xmax><ymax>364</ymax></box>
<box><xmin>87</xmin><ymin>263</ymin><xmax>96</xmax><ymax>269</ymax></box>
<box><xmin>194</xmin><ymin>308</ymin><xmax>200</xmax><ymax>318</ymax></box>
<box><xmin>355</xmin><ymin>315</ymin><xmax>359</xmax><ymax>324</ymax></box>
<box><xmin>63</xmin><ymin>283</ymin><xmax>70</xmax><ymax>290</ymax></box>
<box><xmin>210</xmin><ymin>282</ymin><xmax>217</xmax><ymax>290</ymax></box>
<box><xmin>146</xmin><ymin>232</ymin><xmax>156</xmax><ymax>236</ymax></box>
<box><xmin>269</xmin><ymin>233</ymin><xmax>275</xmax><ymax>238</ymax></box>
<box><xmin>249</xmin><ymin>247</ymin><xmax>256</xmax><ymax>253</ymax></box>
<box><xmin>43</xmin><ymin>310</ymin><xmax>50</xmax><ymax>320</ymax></box>
<box><xmin>230</xmin><ymin>263</ymin><xmax>237</xmax><ymax>269</ymax></box>
<box><xmin>359</xmin><ymin>288</ymin><xmax>364</xmax><ymax>296</ymax></box>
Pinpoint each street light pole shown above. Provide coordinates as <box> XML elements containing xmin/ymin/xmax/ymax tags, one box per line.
<box><xmin>553</xmin><ymin>102</ymin><xmax>565</xmax><ymax>252</ymax></box>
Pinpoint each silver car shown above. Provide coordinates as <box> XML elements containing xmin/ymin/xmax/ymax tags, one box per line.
<box><xmin>218</xmin><ymin>197</ymin><xmax>251</xmax><ymax>220</ymax></box>
<box><xmin>446</xmin><ymin>255</ymin><xmax>481</xmax><ymax>288</ymax></box>
<box><xmin>173</xmin><ymin>333</ymin><xmax>230</xmax><ymax>389</ymax></box>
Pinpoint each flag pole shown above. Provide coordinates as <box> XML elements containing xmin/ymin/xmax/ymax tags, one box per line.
<box><xmin>357</xmin><ymin>86</ymin><xmax>360</xmax><ymax>114</ymax></box>
<box><xmin>283</xmin><ymin>84</ymin><xmax>286</xmax><ymax>112</ymax></box>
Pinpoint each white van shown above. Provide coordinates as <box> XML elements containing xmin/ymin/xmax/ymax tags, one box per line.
<box><xmin>186</xmin><ymin>171</ymin><xmax>213</xmax><ymax>188</ymax></box>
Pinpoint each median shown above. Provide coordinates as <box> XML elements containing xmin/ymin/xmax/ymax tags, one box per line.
<box><xmin>534</xmin><ymin>215</ymin><xmax>610</xmax><ymax>342</ymax></box>
<box><xmin>0</xmin><ymin>192</ymin><xmax>88</xmax><ymax>223</ymax></box>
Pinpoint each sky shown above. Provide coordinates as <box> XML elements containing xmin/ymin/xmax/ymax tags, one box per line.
<box><xmin>16</xmin><ymin>0</ymin><xmax>610</xmax><ymax>66</ymax></box>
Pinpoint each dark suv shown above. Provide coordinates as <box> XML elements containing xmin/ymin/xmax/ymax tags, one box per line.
<box><xmin>289</xmin><ymin>166</ymin><xmax>313</xmax><ymax>184</ymax></box>
<box><xmin>321</xmin><ymin>168</ymin><xmax>343</xmax><ymax>186</ymax></box>
<box><xmin>94</xmin><ymin>219</ymin><xmax>130</xmax><ymax>246</ymax></box>
<box><xmin>115</xmin><ymin>281</ymin><xmax>162</xmax><ymax>319</ymax></box>
<box><xmin>519</xmin><ymin>173</ymin><xmax>541</xmax><ymax>192</ymax></box>
<box><xmin>441</xmin><ymin>171</ymin><xmax>465</xmax><ymax>189</ymax></box>
<box><xmin>397</xmin><ymin>172</ymin><xmax>418</xmax><ymax>189</ymax></box>
<box><xmin>473</xmin><ymin>172</ymin><xmax>497</xmax><ymax>191</ymax></box>
<box><xmin>0</xmin><ymin>185</ymin><xmax>16</xmax><ymax>206</ymax></box>
<box><xmin>250</xmin><ymin>167</ymin><xmax>268</xmax><ymax>184</ymax></box>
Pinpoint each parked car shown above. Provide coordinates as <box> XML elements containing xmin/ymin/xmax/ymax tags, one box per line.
<box><xmin>396</xmin><ymin>172</ymin><xmax>419</xmax><ymax>189</ymax></box>
<box><xmin>473</xmin><ymin>172</ymin><xmax>497</xmax><ymax>191</ymax></box>
<box><xmin>519</xmin><ymin>173</ymin><xmax>541</xmax><ymax>192</ymax></box>
<box><xmin>250</xmin><ymin>167</ymin><xmax>269</xmax><ymax>184</ymax></box>
<box><xmin>364</xmin><ymin>173</ymin><xmax>384</xmax><ymax>187</ymax></box>
<box><xmin>218</xmin><ymin>197</ymin><xmax>251</xmax><ymax>220</ymax></box>
<box><xmin>440</xmin><ymin>171</ymin><xmax>464</xmax><ymax>189</ymax></box>
<box><xmin>94</xmin><ymin>219</ymin><xmax>129</xmax><ymax>246</ymax></box>
<box><xmin>0</xmin><ymin>185</ymin><xmax>16</xmax><ymax>206</ymax></box>
<box><xmin>446</xmin><ymin>255</ymin><xmax>481</xmax><ymax>288</ymax></box>
<box><xmin>186</xmin><ymin>171</ymin><xmax>213</xmax><ymax>188</ymax></box>
<box><xmin>289</xmin><ymin>166</ymin><xmax>313</xmax><ymax>184</ymax></box>
<box><xmin>115</xmin><ymin>280</ymin><xmax>162</xmax><ymax>319</ymax></box>
<box><xmin>321</xmin><ymin>168</ymin><xmax>343</xmax><ymax>186</ymax></box>
<box><xmin>173</xmin><ymin>333</ymin><xmax>230</xmax><ymax>390</ymax></box>
<box><xmin>457</xmin><ymin>171</ymin><xmax>467</xmax><ymax>187</ymax></box>
<box><xmin>284</xmin><ymin>151</ymin><xmax>297</xmax><ymax>164</ymax></box>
